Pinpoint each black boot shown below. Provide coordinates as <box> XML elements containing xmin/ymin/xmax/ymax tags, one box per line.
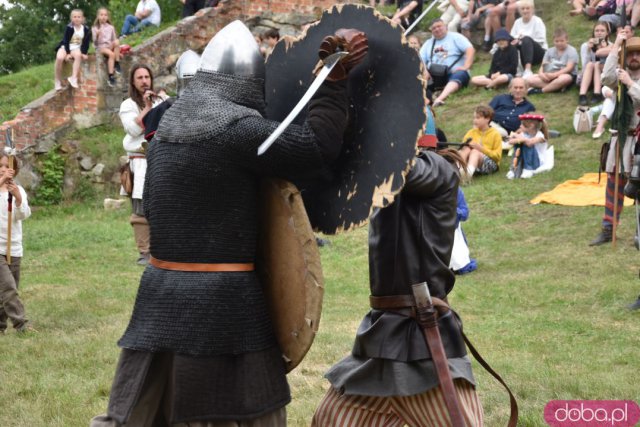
<box><xmin>628</xmin><ymin>296</ymin><xmax>640</xmax><ymax>310</ymax></box>
<box><xmin>589</xmin><ymin>226</ymin><xmax>613</xmax><ymax>246</ymax></box>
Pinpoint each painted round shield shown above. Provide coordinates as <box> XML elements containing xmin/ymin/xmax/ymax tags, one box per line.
<box><xmin>265</xmin><ymin>4</ymin><xmax>426</xmax><ymax>234</ymax></box>
<box><xmin>257</xmin><ymin>178</ymin><xmax>323</xmax><ymax>373</ymax></box>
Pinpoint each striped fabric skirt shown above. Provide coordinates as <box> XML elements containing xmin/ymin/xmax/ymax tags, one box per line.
<box><xmin>311</xmin><ymin>379</ymin><xmax>483</xmax><ymax>427</ymax></box>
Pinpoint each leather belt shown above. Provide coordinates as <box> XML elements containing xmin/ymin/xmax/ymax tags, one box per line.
<box><xmin>149</xmin><ymin>256</ymin><xmax>255</xmax><ymax>272</ymax></box>
<box><xmin>128</xmin><ymin>155</ymin><xmax>146</xmax><ymax>159</ymax></box>
<box><xmin>369</xmin><ymin>294</ymin><xmax>449</xmax><ymax>318</ymax></box>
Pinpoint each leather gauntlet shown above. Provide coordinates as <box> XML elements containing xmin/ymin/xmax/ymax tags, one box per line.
<box><xmin>317</xmin><ymin>28</ymin><xmax>368</xmax><ymax>81</ymax></box>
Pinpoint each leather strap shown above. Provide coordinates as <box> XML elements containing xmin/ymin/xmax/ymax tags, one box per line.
<box><xmin>149</xmin><ymin>256</ymin><xmax>255</xmax><ymax>272</ymax></box>
<box><xmin>128</xmin><ymin>155</ymin><xmax>146</xmax><ymax>159</ymax></box>
<box><xmin>370</xmin><ymin>293</ymin><xmax>518</xmax><ymax>427</ymax></box>
<box><xmin>462</xmin><ymin>331</ymin><xmax>518</xmax><ymax>427</ymax></box>
<box><xmin>412</xmin><ymin>290</ymin><xmax>467</xmax><ymax>427</ymax></box>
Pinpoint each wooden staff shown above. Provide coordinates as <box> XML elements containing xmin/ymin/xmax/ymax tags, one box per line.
<box><xmin>613</xmin><ymin>136</ymin><xmax>620</xmax><ymax>248</ymax></box>
<box><xmin>613</xmin><ymin>33</ymin><xmax>628</xmax><ymax>249</ymax></box>
<box><xmin>5</xmin><ymin>128</ymin><xmax>14</xmax><ymax>265</ymax></box>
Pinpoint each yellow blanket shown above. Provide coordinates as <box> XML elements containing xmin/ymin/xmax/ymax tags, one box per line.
<box><xmin>530</xmin><ymin>173</ymin><xmax>634</xmax><ymax>206</ymax></box>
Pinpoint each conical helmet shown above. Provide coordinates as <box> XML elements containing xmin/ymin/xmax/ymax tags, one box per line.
<box><xmin>199</xmin><ymin>20</ymin><xmax>265</xmax><ymax>79</ymax></box>
<box><xmin>175</xmin><ymin>49</ymin><xmax>201</xmax><ymax>97</ymax></box>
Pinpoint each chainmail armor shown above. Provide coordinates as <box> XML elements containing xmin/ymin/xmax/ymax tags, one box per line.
<box><xmin>118</xmin><ymin>70</ymin><xmax>335</xmax><ymax>356</ymax></box>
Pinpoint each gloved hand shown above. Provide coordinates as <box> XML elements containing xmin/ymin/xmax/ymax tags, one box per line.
<box><xmin>317</xmin><ymin>28</ymin><xmax>368</xmax><ymax>81</ymax></box>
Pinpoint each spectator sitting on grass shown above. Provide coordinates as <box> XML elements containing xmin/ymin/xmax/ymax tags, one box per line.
<box><xmin>510</xmin><ymin>0</ymin><xmax>547</xmax><ymax>79</ymax></box>
<box><xmin>526</xmin><ymin>27</ymin><xmax>578</xmax><ymax>95</ymax></box>
<box><xmin>598</xmin><ymin>0</ymin><xmax>633</xmax><ymax>31</ymax></box>
<box><xmin>461</xmin><ymin>0</ymin><xmax>501</xmax><ymax>52</ymax></box>
<box><xmin>578</xmin><ymin>21</ymin><xmax>612</xmax><ymax>106</ymax></box>
<box><xmin>486</xmin><ymin>0</ymin><xmax>521</xmax><ymax>41</ymax></box>
<box><xmin>569</xmin><ymin>0</ymin><xmax>600</xmax><ymax>16</ymax></box>
<box><xmin>471</xmin><ymin>28</ymin><xmax>518</xmax><ymax>89</ymax></box>
<box><xmin>120</xmin><ymin>0</ymin><xmax>161</xmax><ymax>38</ymax></box>
<box><xmin>459</xmin><ymin>104</ymin><xmax>503</xmax><ymax>179</ymax></box>
<box><xmin>391</xmin><ymin>0</ymin><xmax>424</xmax><ymax>29</ymax></box>
<box><xmin>439</xmin><ymin>0</ymin><xmax>470</xmax><ymax>32</ymax></box>
<box><xmin>408</xmin><ymin>34</ymin><xmax>421</xmax><ymax>51</ymax></box>
<box><xmin>419</xmin><ymin>18</ymin><xmax>475</xmax><ymax>107</ymax></box>
<box><xmin>505</xmin><ymin>113</ymin><xmax>548</xmax><ymax>179</ymax></box>
<box><xmin>488</xmin><ymin>77</ymin><xmax>536</xmax><ymax>138</ymax></box>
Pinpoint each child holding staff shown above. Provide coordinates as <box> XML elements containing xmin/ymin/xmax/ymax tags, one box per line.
<box><xmin>0</xmin><ymin>153</ymin><xmax>32</xmax><ymax>334</ymax></box>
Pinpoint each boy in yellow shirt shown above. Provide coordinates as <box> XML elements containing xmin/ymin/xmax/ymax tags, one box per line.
<box><xmin>459</xmin><ymin>105</ymin><xmax>502</xmax><ymax>179</ymax></box>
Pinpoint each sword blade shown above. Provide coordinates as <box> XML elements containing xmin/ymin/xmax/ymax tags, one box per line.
<box><xmin>4</xmin><ymin>127</ymin><xmax>14</xmax><ymax>155</ymax></box>
<box><xmin>257</xmin><ymin>51</ymin><xmax>348</xmax><ymax>156</ymax></box>
<box><xmin>4</xmin><ymin>127</ymin><xmax>12</xmax><ymax>147</ymax></box>
<box><xmin>403</xmin><ymin>0</ymin><xmax>438</xmax><ymax>36</ymax></box>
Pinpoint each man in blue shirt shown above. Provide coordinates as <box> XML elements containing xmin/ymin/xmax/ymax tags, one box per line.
<box><xmin>419</xmin><ymin>18</ymin><xmax>475</xmax><ymax>106</ymax></box>
<box><xmin>488</xmin><ymin>77</ymin><xmax>536</xmax><ymax>137</ymax></box>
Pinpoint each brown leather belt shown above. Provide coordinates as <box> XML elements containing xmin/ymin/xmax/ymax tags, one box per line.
<box><xmin>369</xmin><ymin>294</ymin><xmax>449</xmax><ymax>318</ymax></box>
<box><xmin>128</xmin><ymin>155</ymin><xmax>146</xmax><ymax>159</ymax></box>
<box><xmin>149</xmin><ymin>256</ymin><xmax>254</xmax><ymax>272</ymax></box>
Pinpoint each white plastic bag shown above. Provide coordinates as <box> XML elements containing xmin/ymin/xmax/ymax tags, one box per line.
<box><xmin>449</xmin><ymin>224</ymin><xmax>471</xmax><ymax>271</ymax></box>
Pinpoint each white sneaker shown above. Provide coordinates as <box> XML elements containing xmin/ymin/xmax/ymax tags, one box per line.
<box><xmin>522</xmin><ymin>69</ymin><xmax>533</xmax><ymax>79</ymax></box>
<box><xmin>506</xmin><ymin>170</ymin><xmax>515</xmax><ymax>180</ymax></box>
<box><xmin>67</xmin><ymin>76</ymin><xmax>79</xmax><ymax>89</ymax></box>
<box><xmin>521</xmin><ymin>169</ymin><xmax>534</xmax><ymax>179</ymax></box>
<box><xmin>54</xmin><ymin>80</ymin><xmax>63</xmax><ymax>91</ymax></box>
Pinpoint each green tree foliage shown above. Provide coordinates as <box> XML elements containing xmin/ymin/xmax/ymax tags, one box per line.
<box><xmin>0</xmin><ymin>0</ymin><xmax>181</xmax><ymax>74</ymax></box>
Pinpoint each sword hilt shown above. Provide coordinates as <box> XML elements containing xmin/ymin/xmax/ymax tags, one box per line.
<box><xmin>412</xmin><ymin>281</ymin><xmax>433</xmax><ymax>306</ymax></box>
<box><xmin>412</xmin><ymin>282</ymin><xmax>438</xmax><ymax>328</ymax></box>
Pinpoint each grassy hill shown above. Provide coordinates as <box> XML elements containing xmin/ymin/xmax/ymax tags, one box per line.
<box><xmin>1</xmin><ymin>1</ymin><xmax>639</xmax><ymax>426</ymax></box>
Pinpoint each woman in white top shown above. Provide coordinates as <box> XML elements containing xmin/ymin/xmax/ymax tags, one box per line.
<box><xmin>509</xmin><ymin>0</ymin><xmax>547</xmax><ymax>78</ymax></box>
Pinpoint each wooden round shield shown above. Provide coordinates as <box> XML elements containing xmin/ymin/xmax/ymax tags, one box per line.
<box><xmin>265</xmin><ymin>4</ymin><xmax>426</xmax><ymax>234</ymax></box>
<box><xmin>257</xmin><ymin>178</ymin><xmax>323</xmax><ymax>373</ymax></box>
